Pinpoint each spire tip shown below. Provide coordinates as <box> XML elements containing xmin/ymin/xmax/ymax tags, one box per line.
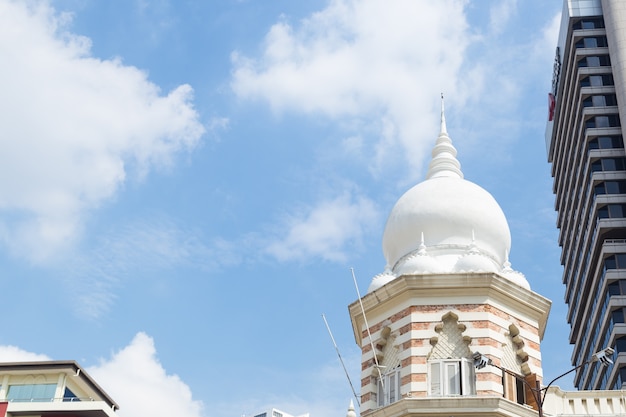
<box><xmin>440</xmin><ymin>93</ymin><xmax>447</xmax><ymax>135</ymax></box>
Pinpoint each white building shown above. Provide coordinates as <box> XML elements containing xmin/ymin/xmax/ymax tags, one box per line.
<box><xmin>0</xmin><ymin>360</ymin><xmax>118</xmax><ymax>417</ymax></box>
<box><xmin>251</xmin><ymin>407</ymin><xmax>309</xmax><ymax>417</ymax></box>
<box><xmin>347</xmin><ymin>100</ymin><xmax>626</xmax><ymax>416</ymax></box>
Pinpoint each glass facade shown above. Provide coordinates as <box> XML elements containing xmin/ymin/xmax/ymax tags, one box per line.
<box><xmin>547</xmin><ymin>10</ymin><xmax>626</xmax><ymax>390</ymax></box>
<box><xmin>7</xmin><ymin>384</ymin><xmax>57</xmax><ymax>402</ymax></box>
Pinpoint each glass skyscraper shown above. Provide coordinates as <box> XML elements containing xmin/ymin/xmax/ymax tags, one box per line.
<box><xmin>546</xmin><ymin>0</ymin><xmax>626</xmax><ymax>390</ymax></box>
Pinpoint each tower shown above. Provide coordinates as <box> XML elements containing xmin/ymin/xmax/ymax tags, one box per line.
<box><xmin>349</xmin><ymin>101</ymin><xmax>551</xmax><ymax>416</ymax></box>
<box><xmin>546</xmin><ymin>0</ymin><xmax>626</xmax><ymax>390</ymax></box>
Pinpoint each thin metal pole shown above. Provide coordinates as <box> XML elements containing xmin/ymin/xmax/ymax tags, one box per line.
<box><xmin>351</xmin><ymin>267</ymin><xmax>386</xmax><ymax>401</ymax></box>
<box><xmin>322</xmin><ymin>313</ymin><xmax>360</xmax><ymax>407</ymax></box>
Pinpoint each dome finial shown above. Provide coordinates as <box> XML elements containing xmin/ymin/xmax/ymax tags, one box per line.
<box><xmin>426</xmin><ymin>95</ymin><xmax>463</xmax><ymax>180</ymax></box>
<box><xmin>440</xmin><ymin>93</ymin><xmax>447</xmax><ymax>134</ymax></box>
<box><xmin>468</xmin><ymin>229</ymin><xmax>479</xmax><ymax>254</ymax></box>
<box><xmin>418</xmin><ymin>232</ymin><xmax>427</xmax><ymax>255</ymax></box>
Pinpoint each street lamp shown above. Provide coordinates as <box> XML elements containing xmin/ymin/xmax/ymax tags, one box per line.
<box><xmin>472</xmin><ymin>347</ymin><xmax>615</xmax><ymax>417</ymax></box>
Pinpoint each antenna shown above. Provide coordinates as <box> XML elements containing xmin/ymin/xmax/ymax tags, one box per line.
<box><xmin>351</xmin><ymin>267</ymin><xmax>386</xmax><ymax>401</ymax></box>
<box><xmin>322</xmin><ymin>313</ymin><xmax>360</xmax><ymax>407</ymax></box>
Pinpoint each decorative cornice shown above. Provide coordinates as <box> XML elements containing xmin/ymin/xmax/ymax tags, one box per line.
<box><xmin>349</xmin><ymin>273</ymin><xmax>551</xmax><ymax>346</ymax></box>
<box><xmin>362</xmin><ymin>396</ymin><xmax>539</xmax><ymax>417</ymax></box>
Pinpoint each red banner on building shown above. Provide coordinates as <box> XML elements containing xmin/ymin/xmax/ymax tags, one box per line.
<box><xmin>0</xmin><ymin>402</ymin><xmax>7</xmax><ymax>417</ymax></box>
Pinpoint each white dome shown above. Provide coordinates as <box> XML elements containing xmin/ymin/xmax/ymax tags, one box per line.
<box><xmin>395</xmin><ymin>236</ymin><xmax>446</xmax><ymax>275</ymax></box>
<box><xmin>367</xmin><ymin>98</ymin><xmax>528</xmax><ymax>292</ymax></box>
<box><xmin>396</xmin><ymin>251</ymin><xmax>446</xmax><ymax>275</ymax></box>
<box><xmin>454</xmin><ymin>251</ymin><xmax>500</xmax><ymax>273</ymax></box>
<box><xmin>365</xmin><ymin>97</ymin><xmax>533</xmax><ymax>293</ymax></box>
<box><xmin>382</xmin><ymin>100</ymin><xmax>511</xmax><ymax>274</ymax></box>
<box><xmin>383</xmin><ymin>176</ymin><xmax>511</xmax><ymax>272</ymax></box>
<box><xmin>368</xmin><ymin>270</ymin><xmax>396</xmax><ymax>292</ymax></box>
<box><xmin>500</xmin><ymin>268</ymin><xmax>530</xmax><ymax>289</ymax></box>
<box><xmin>500</xmin><ymin>255</ymin><xmax>530</xmax><ymax>289</ymax></box>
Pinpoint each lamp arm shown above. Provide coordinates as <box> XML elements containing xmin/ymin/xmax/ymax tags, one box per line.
<box><xmin>539</xmin><ymin>362</ymin><xmax>586</xmax><ymax>407</ymax></box>
<box><xmin>473</xmin><ymin>348</ymin><xmax>612</xmax><ymax>416</ymax></box>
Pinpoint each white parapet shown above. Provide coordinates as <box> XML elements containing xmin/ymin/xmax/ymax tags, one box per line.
<box><xmin>542</xmin><ymin>385</ymin><xmax>626</xmax><ymax>416</ymax></box>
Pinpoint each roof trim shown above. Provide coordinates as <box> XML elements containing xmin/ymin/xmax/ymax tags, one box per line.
<box><xmin>0</xmin><ymin>360</ymin><xmax>119</xmax><ymax>410</ymax></box>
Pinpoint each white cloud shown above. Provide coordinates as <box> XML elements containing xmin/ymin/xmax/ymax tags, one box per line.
<box><xmin>88</xmin><ymin>333</ymin><xmax>203</xmax><ymax>417</ymax></box>
<box><xmin>231</xmin><ymin>0</ymin><xmax>565</xmax><ymax>184</ymax></box>
<box><xmin>0</xmin><ymin>345</ymin><xmax>50</xmax><ymax>362</ymax></box>
<box><xmin>0</xmin><ymin>1</ymin><xmax>205</xmax><ymax>261</ymax></box>
<box><xmin>0</xmin><ymin>334</ymin><xmax>203</xmax><ymax>417</ymax></box>
<box><xmin>535</xmin><ymin>11</ymin><xmax>562</xmax><ymax>65</ymax></box>
<box><xmin>489</xmin><ymin>0</ymin><xmax>517</xmax><ymax>35</ymax></box>
<box><xmin>265</xmin><ymin>192</ymin><xmax>379</xmax><ymax>263</ymax></box>
<box><xmin>62</xmin><ymin>217</ymin><xmax>239</xmax><ymax>319</ymax></box>
<box><xmin>231</xmin><ymin>0</ymin><xmax>471</xmax><ymax>179</ymax></box>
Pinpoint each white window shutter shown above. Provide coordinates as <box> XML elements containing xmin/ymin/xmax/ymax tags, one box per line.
<box><xmin>461</xmin><ymin>358</ymin><xmax>476</xmax><ymax>395</ymax></box>
<box><xmin>446</xmin><ymin>362</ymin><xmax>460</xmax><ymax>395</ymax></box>
<box><xmin>429</xmin><ymin>362</ymin><xmax>441</xmax><ymax>396</ymax></box>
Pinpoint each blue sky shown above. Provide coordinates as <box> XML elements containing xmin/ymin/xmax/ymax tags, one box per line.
<box><xmin>0</xmin><ymin>1</ymin><xmax>570</xmax><ymax>416</ymax></box>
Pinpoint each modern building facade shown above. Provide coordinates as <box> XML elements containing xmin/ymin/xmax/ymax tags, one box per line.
<box><xmin>546</xmin><ymin>0</ymin><xmax>626</xmax><ymax>390</ymax></box>
<box><xmin>0</xmin><ymin>360</ymin><xmax>118</xmax><ymax>417</ymax></box>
